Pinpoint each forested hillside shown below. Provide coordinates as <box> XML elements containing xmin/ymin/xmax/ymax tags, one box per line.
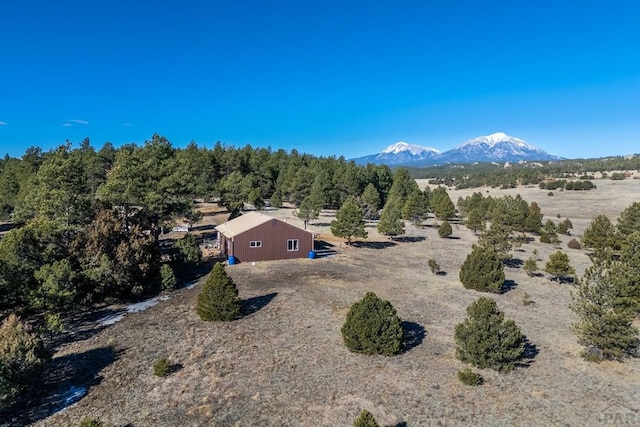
<box><xmin>0</xmin><ymin>135</ymin><xmax>396</xmax><ymax>317</ymax></box>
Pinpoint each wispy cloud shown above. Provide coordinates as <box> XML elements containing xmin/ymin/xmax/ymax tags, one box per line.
<box><xmin>66</xmin><ymin>119</ymin><xmax>89</xmax><ymax>125</ymax></box>
<box><xmin>61</xmin><ymin>123</ymin><xmax>73</xmax><ymax>127</ymax></box>
<box><xmin>0</xmin><ymin>121</ymin><xmax>7</xmax><ymax>126</ymax></box>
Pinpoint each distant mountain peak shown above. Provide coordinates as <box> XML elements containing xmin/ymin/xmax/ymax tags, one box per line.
<box><xmin>381</xmin><ymin>141</ymin><xmax>441</xmax><ymax>156</ymax></box>
<box><xmin>456</xmin><ymin>132</ymin><xmax>535</xmax><ymax>150</ymax></box>
<box><xmin>351</xmin><ymin>133</ymin><xmax>561</xmax><ymax>166</ymax></box>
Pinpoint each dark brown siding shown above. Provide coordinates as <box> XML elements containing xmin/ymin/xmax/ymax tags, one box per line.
<box><xmin>232</xmin><ymin>219</ymin><xmax>313</xmax><ymax>263</ymax></box>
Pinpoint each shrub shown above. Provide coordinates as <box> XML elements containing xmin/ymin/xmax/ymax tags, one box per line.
<box><xmin>522</xmin><ymin>292</ymin><xmax>534</xmax><ymax>306</ymax></box>
<box><xmin>438</xmin><ymin>220</ymin><xmax>453</xmax><ymax>238</ymax></box>
<box><xmin>523</xmin><ymin>256</ymin><xmax>538</xmax><ymax>277</ymax></box>
<box><xmin>353</xmin><ymin>409</ymin><xmax>379</xmax><ymax>427</ymax></box>
<box><xmin>341</xmin><ymin>292</ymin><xmax>404</xmax><ymax>356</ymax></box>
<box><xmin>196</xmin><ymin>262</ymin><xmax>242</xmax><ymax>321</ymax></box>
<box><xmin>79</xmin><ymin>419</ymin><xmax>104</xmax><ymax>427</ymax></box>
<box><xmin>457</xmin><ymin>367</ymin><xmax>483</xmax><ymax>385</ymax></box>
<box><xmin>0</xmin><ymin>314</ymin><xmax>51</xmax><ymax>411</ymax></box>
<box><xmin>160</xmin><ymin>264</ymin><xmax>177</xmax><ymax>291</ymax></box>
<box><xmin>547</xmin><ymin>192</ymin><xmax>554</xmax><ymax>196</ymax></box>
<box><xmin>454</xmin><ymin>297</ymin><xmax>526</xmax><ymax>372</ymax></box>
<box><xmin>153</xmin><ymin>357</ymin><xmax>171</xmax><ymax>377</ymax></box>
<box><xmin>428</xmin><ymin>259</ymin><xmax>440</xmax><ymax>274</ymax></box>
<box><xmin>544</xmin><ymin>251</ymin><xmax>576</xmax><ymax>282</ymax></box>
<box><xmin>567</xmin><ymin>238</ymin><xmax>581</xmax><ymax>250</ymax></box>
<box><xmin>539</xmin><ymin>234</ymin><xmax>551</xmax><ymax>244</ymax></box>
<box><xmin>459</xmin><ymin>246</ymin><xmax>504</xmax><ymax>293</ymax></box>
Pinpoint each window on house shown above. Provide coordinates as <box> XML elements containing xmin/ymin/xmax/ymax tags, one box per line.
<box><xmin>250</xmin><ymin>241</ymin><xmax>262</xmax><ymax>248</ymax></box>
<box><xmin>287</xmin><ymin>239</ymin><xmax>299</xmax><ymax>251</ymax></box>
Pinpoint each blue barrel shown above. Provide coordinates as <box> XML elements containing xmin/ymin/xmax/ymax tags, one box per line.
<box><xmin>228</xmin><ymin>255</ymin><xmax>237</xmax><ymax>265</ymax></box>
<box><xmin>308</xmin><ymin>250</ymin><xmax>316</xmax><ymax>259</ymax></box>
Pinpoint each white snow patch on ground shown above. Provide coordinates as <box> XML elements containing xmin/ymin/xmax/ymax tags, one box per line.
<box><xmin>97</xmin><ymin>295</ymin><xmax>171</xmax><ymax>326</ymax></box>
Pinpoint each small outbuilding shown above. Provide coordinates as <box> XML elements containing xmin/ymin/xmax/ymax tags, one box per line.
<box><xmin>216</xmin><ymin>212</ymin><xmax>314</xmax><ymax>263</ymax></box>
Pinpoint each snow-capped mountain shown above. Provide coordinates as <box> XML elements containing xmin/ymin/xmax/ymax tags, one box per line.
<box><xmin>438</xmin><ymin>132</ymin><xmax>560</xmax><ymax>163</ymax></box>
<box><xmin>351</xmin><ymin>133</ymin><xmax>562</xmax><ymax>166</ymax></box>
<box><xmin>352</xmin><ymin>141</ymin><xmax>441</xmax><ymax>165</ymax></box>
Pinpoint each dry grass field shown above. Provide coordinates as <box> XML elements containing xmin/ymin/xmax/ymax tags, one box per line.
<box><xmin>19</xmin><ymin>179</ymin><xmax>640</xmax><ymax>426</ymax></box>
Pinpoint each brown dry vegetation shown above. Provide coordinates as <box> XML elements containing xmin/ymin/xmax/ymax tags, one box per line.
<box><xmin>24</xmin><ymin>179</ymin><xmax>640</xmax><ymax>426</ymax></box>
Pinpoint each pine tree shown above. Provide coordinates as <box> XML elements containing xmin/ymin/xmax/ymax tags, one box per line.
<box><xmin>581</xmin><ymin>214</ymin><xmax>617</xmax><ymax>253</ymax></box>
<box><xmin>353</xmin><ymin>409</ymin><xmax>379</xmax><ymax>427</ymax></box>
<box><xmin>572</xmin><ymin>263</ymin><xmax>639</xmax><ymax>360</ymax></box>
<box><xmin>377</xmin><ymin>199</ymin><xmax>404</xmax><ymax>238</ymax></box>
<box><xmin>544</xmin><ymin>251</ymin><xmax>576</xmax><ymax>282</ymax></box>
<box><xmin>196</xmin><ymin>262</ymin><xmax>242</xmax><ymax>321</ymax></box>
<box><xmin>524</xmin><ymin>202</ymin><xmax>543</xmax><ymax>233</ymax></box>
<box><xmin>617</xmin><ymin>201</ymin><xmax>640</xmax><ymax>237</ymax></box>
<box><xmin>438</xmin><ymin>220</ymin><xmax>453</xmax><ymax>238</ymax></box>
<box><xmin>459</xmin><ymin>246</ymin><xmax>504</xmax><ymax>293</ymax></box>
<box><xmin>478</xmin><ymin>222</ymin><xmax>513</xmax><ymax>259</ymax></box>
<box><xmin>341</xmin><ymin>292</ymin><xmax>404</xmax><ymax>356</ymax></box>
<box><xmin>465</xmin><ymin>208</ymin><xmax>485</xmax><ymax>235</ymax></box>
<box><xmin>402</xmin><ymin>190</ymin><xmax>429</xmax><ymax>225</ymax></box>
<box><xmin>454</xmin><ymin>297</ymin><xmax>526</xmax><ymax>372</ymax></box>
<box><xmin>330</xmin><ymin>196</ymin><xmax>368</xmax><ymax>245</ymax></box>
<box><xmin>431</xmin><ymin>186</ymin><xmax>455</xmax><ymax>220</ymax></box>
<box><xmin>360</xmin><ymin>183</ymin><xmax>381</xmax><ymax>211</ymax></box>
<box><xmin>294</xmin><ymin>195</ymin><xmax>321</xmax><ymax>225</ymax></box>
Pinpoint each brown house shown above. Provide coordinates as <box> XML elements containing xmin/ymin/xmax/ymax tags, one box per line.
<box><xmin>216</xmin><ymin>212</ymin><xmax>314</xmax><ymax>264</ymax></box>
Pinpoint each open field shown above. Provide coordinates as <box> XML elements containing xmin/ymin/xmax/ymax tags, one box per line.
<box><xmin>21</xmin><ymin>179</ymin><xmax>640</xmax><ymax>426</ymax></box>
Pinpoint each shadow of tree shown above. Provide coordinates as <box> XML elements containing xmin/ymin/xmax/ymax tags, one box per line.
<box><xmin>435</xmin><ymin>271</ymin><xmax>448</xmax><ymax>276</ymax></box>
<box><xmin>351</xmin><ymin>241</ymin><xmax>397</xmax><ymax>249</ymax></box>
<box><xmin>394</xmin><ymin>236</ymin><xmax>426</xmax><ymax>243</ymax></box>
<box><xmin>243</xmin><ymin>292</ymin><xmax>278</xmax><ymax>316</ymax></box>
<box><xmin>11</xmin><ymin>346</ymin><xmax>120</xmax><ymax>426</ymax></box>
<box><xmin>517</xmin><ymin>339</ymin><xmax>539</xmax><ymax>368</ymax></box>
<box><xmin>501</xmin><ymin>280</ymin><xmax>518</xmax><ymax>294</ymax></box>
<box><xmin>401</xmin><ymin>321</ymin><xmax>426</xmax><ymax>353</ymax></box>
<box><xmin>504</xmin><ymin>258</ymin><xmax>523</xmax><ymax>268</ymax></box>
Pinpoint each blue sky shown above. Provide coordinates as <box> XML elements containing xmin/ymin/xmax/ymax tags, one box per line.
<box><xmin>1</xmin><ymin>1</ymin><xmax>639</xmax><ymax>159</ymax></box>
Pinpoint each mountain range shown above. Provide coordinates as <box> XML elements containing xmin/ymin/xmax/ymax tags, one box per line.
<box><xmin>352</xmin><ymin>132</ymin><xmax>562</xmax><ymax>166</ymax></box>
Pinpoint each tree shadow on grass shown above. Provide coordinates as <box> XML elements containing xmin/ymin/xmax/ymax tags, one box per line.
<box><xmin>351</xmin><ymin>241</ymin><xmax>396</xmax><ymax>250</ymax></box>
<box><xmin>394</xmin><ymin>236</ymin><xmax>426</xmax><ymax>243</ymax></box>
<box><xmin>503</xmin><ymin>258</ymin><xmax>523</xmax><ymax>268</ymax></box>
<box><xmin>517</xmin><ymin>339</ymin><xmax>540</xmax><ymax>368</ymax></box>
<box><xmin>401</xmin><ymin>321</ymin><xmax>426</xmax><ymax>353</ymax></box>
<box><xmin>13</xmin><ymin>346</ymin><xmax>121</xmax><ymax>426</ymax></box>
<box><xmin>435</xmin><ymin>271</ymin><xmax>448</xmax><ymax>276</ymax></box>
<box><xmin>243</xmin><ymin>292</ymin><xmax>278</xmax><ymax>316</ymax></box>
<box><xmin>501</xmin><ymin>280</ymin><xmax>518</xmax><ymax>294</ymax></box>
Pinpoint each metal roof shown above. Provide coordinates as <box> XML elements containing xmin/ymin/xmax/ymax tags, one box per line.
<box><xmin>216</xmin><ymin>211</ymin><xmax>277</xmax><ymax>238</ymax></box>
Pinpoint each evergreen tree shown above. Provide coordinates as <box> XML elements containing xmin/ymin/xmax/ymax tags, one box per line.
<box><xmin>572</xmin><ymin>263</ymin><xmax>639</xmax><ymax>360</ymax></box>
<box><xmin>438</xmin><ymin>220</ymin><xmax>453</xmax><ymax>238</ymax></box>
<box><xmin>360</xmin><ymin>183</ymin><xmax>381</xmax><ymax>210</ymax></box>
<box><xmin>196</xmin><ymin>263</ymin><xmax>242</xmax><ymax>321</ymax></box>
<box><xmin>581</xmin><ymin>215</ymin><xmax>617</xmax><ymax>253</ymax></box>
<box><xmin>431</xmin><ymin>187</ymin><xmax>455</xmax><ymax>220</ymax></box>
<box><xmin>294</xmin><ymin>195</ymin><xmax>321</xmax><ymax>225</ymax></box>
<box><xmin>160</xmin><ymin>264</ymin><xmax>177</xmax><ymax>291</ymax></box>
<box><xmin>341</xmin><ymin>292</ymin><xmax>404</xmax><ymax>356</ymax></box>
<box><xmin>465</xmin><ymin>208</ymin><xmax>485</xmax><ymax>235</ymax></box>
<box><xmin>377</xmin><ymin>200</ymin><xmax>404</xmax><ymax>238</ymax></box>
<box><xmin>478</xmin><ymin>222</ymin><xmax>513</xmax><ymax>258</ymax></box>
<box><xmin>454</xmin><ymin>297</ymin><xmax>526</xmax><ymax>372</ymax></box>
<box><xmin>617</xmin><ymin>201</ymin><xmax>640</xmax><ymax>237</ymax></box>
<box><xmin>0</xmin><ymin>314</ymin><xmax>50</xmax><ymax>411</ymax></box>
<box><xmin>353</xmin><ymin>409</ymin><xmax>379</xmax><ymax>427</ymax></box>
<box><xmin>174</xmin><ymin>233</ymin><xmax>202</xmax><ymax>270</ymax></box>
<box><xmin>544</xmin><ymin>251</ymin><xmax>576</xmax><ymax>282</ymax></box>
<box><xmin>459</xmin><ymin>246</ymin><xmax>504</xmax><ymax>293</ymax></box>
<box><xmin>402</xmin><ymin>190</ymin><xmax>429</xmax><ymax>225</ymax></box>
<box><xmin>330</xmin><ymin>196</ymin><xmax>368</xmax><ymax>245</ymax></box>
<box><xmin>524</xmin><ymin>202</ymin><xmax>543</xmax><ymax>233</ymax></box>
